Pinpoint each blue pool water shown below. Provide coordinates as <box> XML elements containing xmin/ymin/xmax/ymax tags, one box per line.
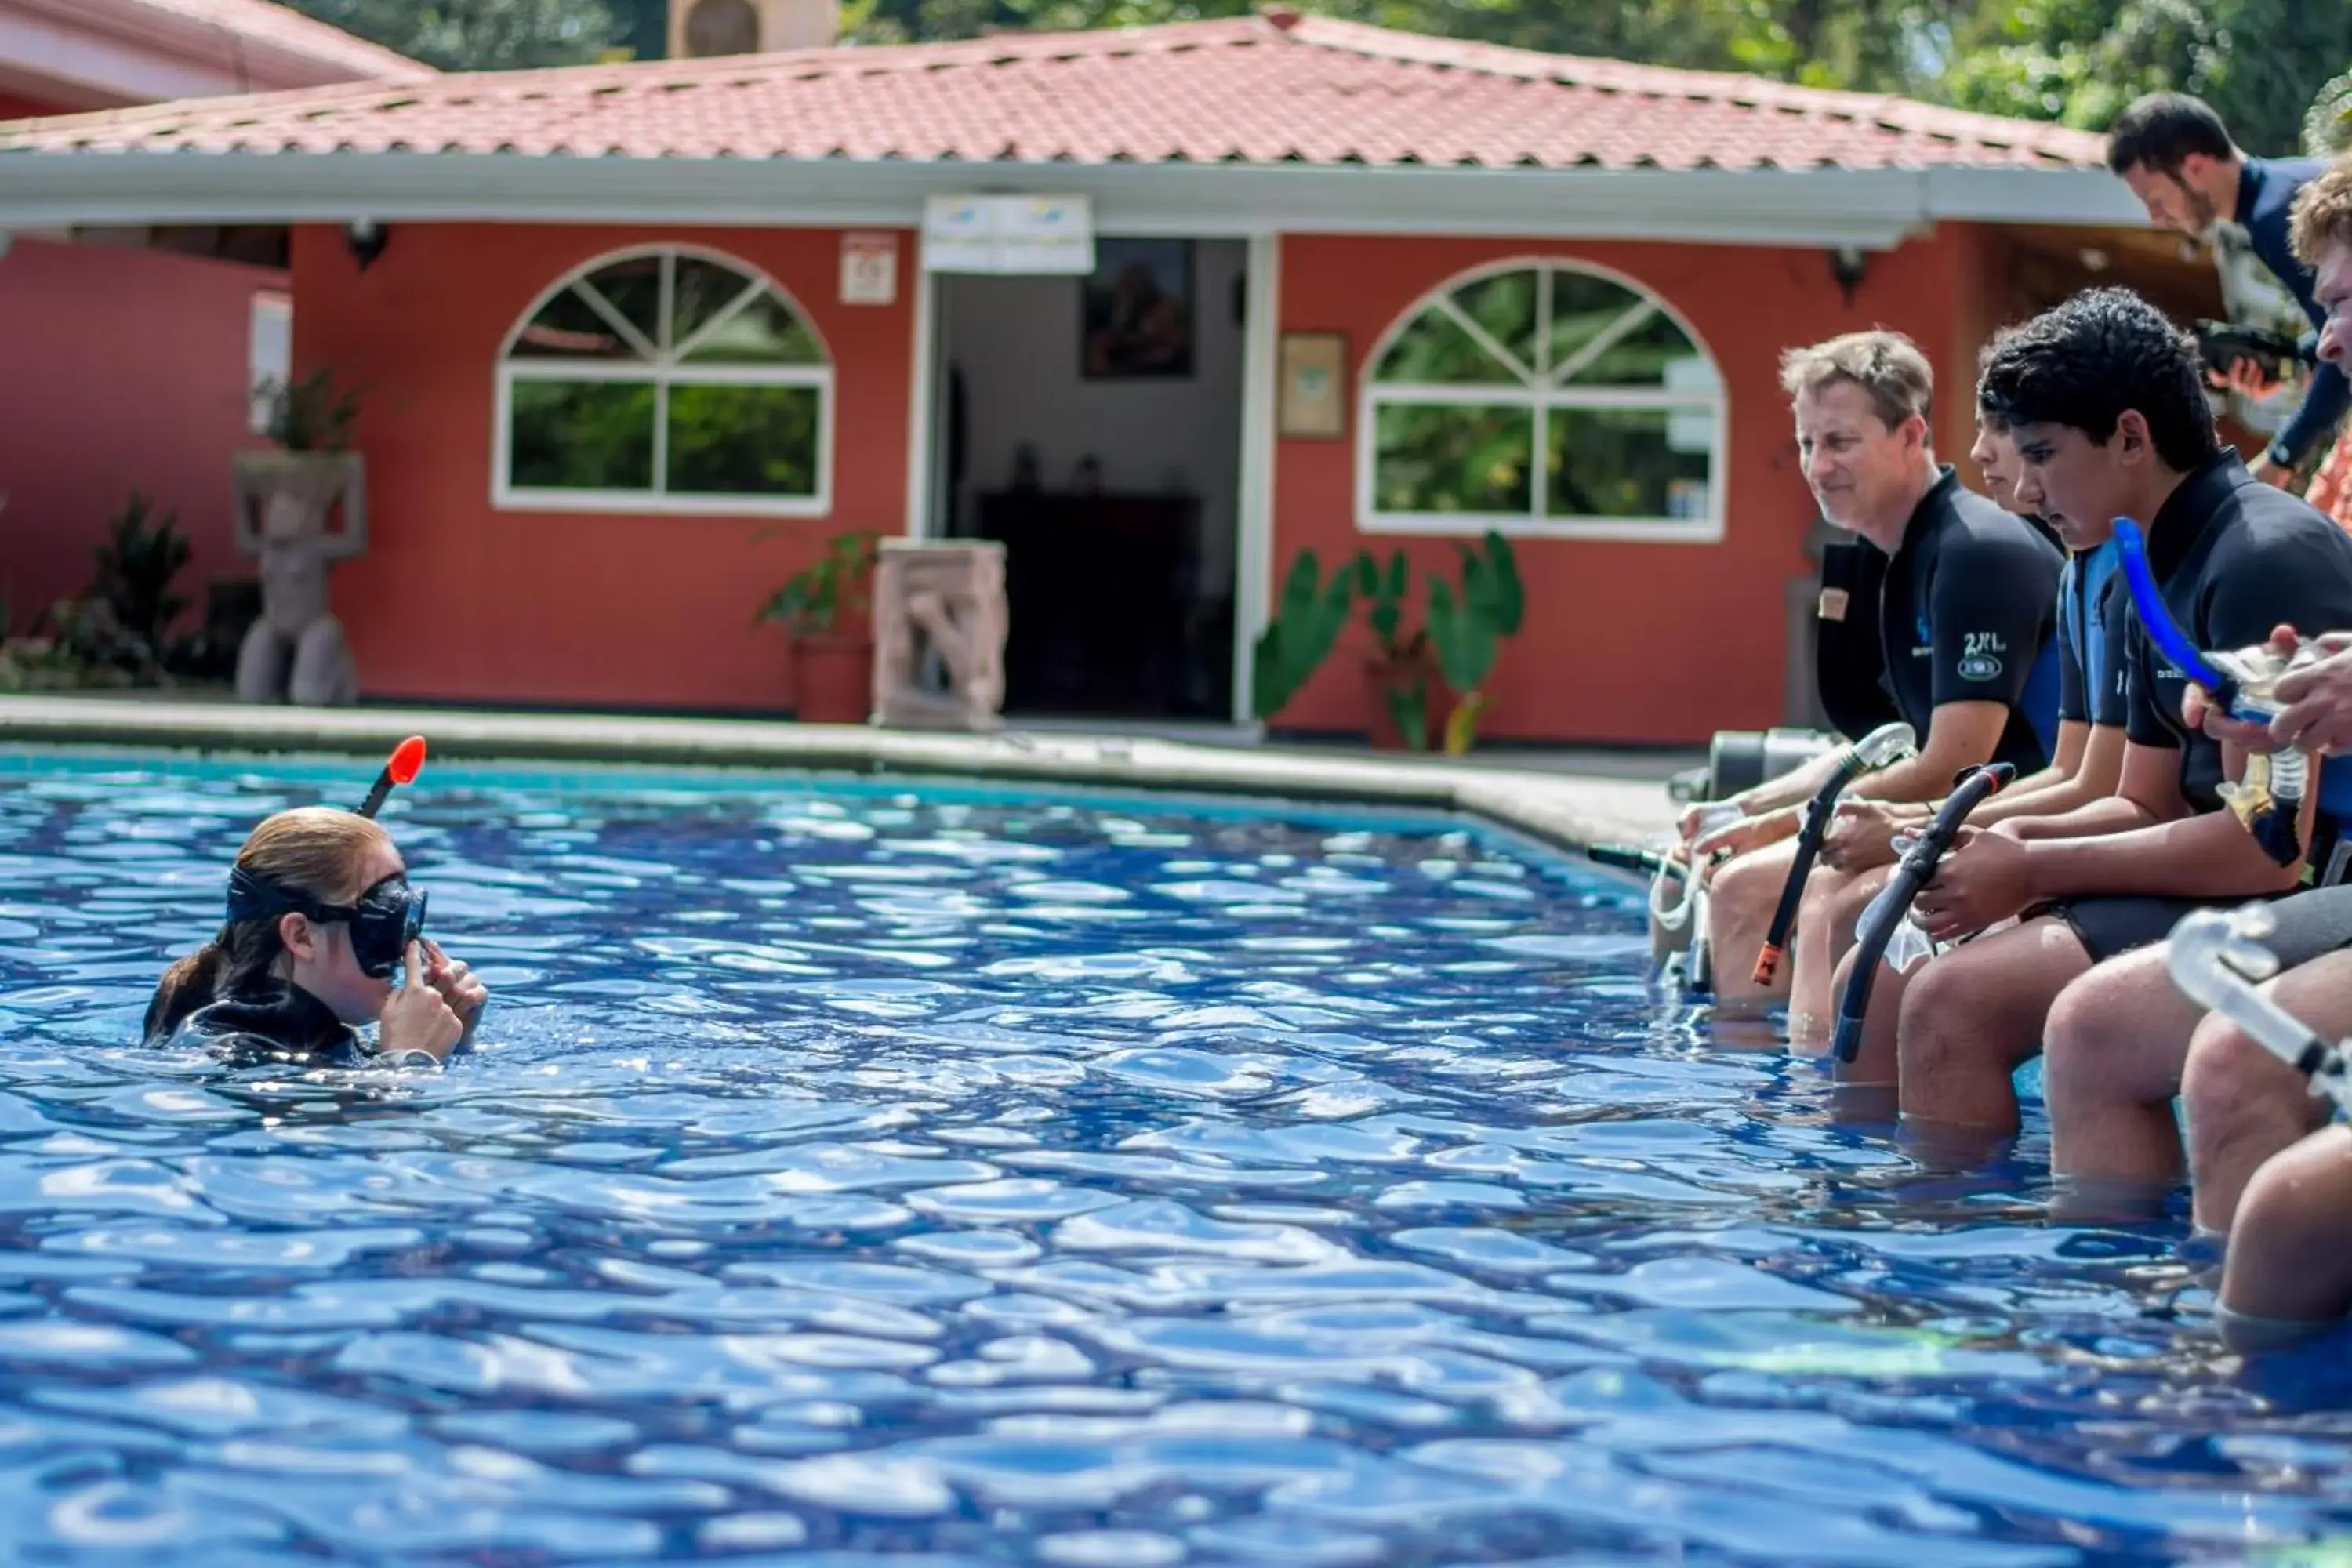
<box><xmin>2</xmin><ymin>748</ymin><xmax>2349</xmax><ymax>1566</ymax></box>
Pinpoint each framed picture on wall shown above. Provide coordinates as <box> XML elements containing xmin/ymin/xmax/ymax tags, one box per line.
<box><xmin>1081</xmin><ymin>238</ymin><xmax>1193</xmax><ymax>379</ymax></box>
<box><xmin>1278</xmin><ymin>331</ymin><xmax>1348</xmax><ymax>439</ymax></box>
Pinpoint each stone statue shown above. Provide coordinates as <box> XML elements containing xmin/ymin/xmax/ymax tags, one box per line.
<box><xmin>230</xmin><ymin>452</ymin><xmax>366</xmax><ymax>706</ymax></box>
<box><xmin>873</xmin><ymin>540</ymin><xmax>1007</xmax><ymax>730</ymax></box>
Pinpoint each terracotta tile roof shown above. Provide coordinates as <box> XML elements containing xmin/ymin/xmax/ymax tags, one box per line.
<box><xmin>22</xmin><ymin>0</ymin><xmax>434</xmax><ymax>86</ymax></box>
<box><xmin>0</xmin><ymin>8</ymin><xmax>2103</xmax><ymax>171</ymax></box>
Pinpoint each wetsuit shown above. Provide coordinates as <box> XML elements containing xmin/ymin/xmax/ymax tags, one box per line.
<box><xmin>158</xmin><ymin>976</ymin><xmax>440</xmax><ymax>1068</ymax></box>
<box><xmin>1874</xmin><ymin>466</ymin><xmax>2065</xmax><ymax>770</ymax></box>
<box><xmin>2056</xmin><ymin>536</ymin><xmax>2129</xmax><ymax>734</ymax></box>
<box><xmin>159</xmin><ymin>976</ymin><xmax>367</xmax><ymax>1064</ymax></box>
<box><xmin>2049</xmin><ymin>452</ymin><xmax>2352</xmax><ymax>961</ymax></box>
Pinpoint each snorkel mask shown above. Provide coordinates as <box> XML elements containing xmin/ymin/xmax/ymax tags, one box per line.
<box><xmin>222</xmin><ymin>735</ymin><xmax>433</xmax><ymax>979</ymax></box>
<box><xmin>227</xmin><ymin>867</ymin><xmax>427</xmax><ymax>980</ymax></box>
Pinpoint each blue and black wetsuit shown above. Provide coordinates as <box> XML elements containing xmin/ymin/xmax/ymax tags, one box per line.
<box><xmin>1873</xmin><ymin>466</ymin><xmax>2066</xmax><ymax>771</ymax></box>
<box><xmin>2048</xmin><ymin>452</ymin><xmax>2352</xmax><ymax>961</ymax></box>
<box><xmin>2056</xmin><ymin>536</ymin><xmax>2129</xmax><ymax>734</ymax></box>
<box><xmin>2235</xmin><ymin>156</ymin><xmax>2352</xmax><ymax>474</ymax></box>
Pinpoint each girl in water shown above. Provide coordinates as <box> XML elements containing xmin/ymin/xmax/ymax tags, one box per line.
<box><xmin>144</xmin><ymin>805</ymin><xmax>486</xmax><ymax>1067</ymax></box>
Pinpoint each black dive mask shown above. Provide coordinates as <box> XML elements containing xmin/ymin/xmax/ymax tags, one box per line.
<box><xmin>227</xmin><ymin>867</ymin><xmax>428</xmax><ymax>980</ymax></box>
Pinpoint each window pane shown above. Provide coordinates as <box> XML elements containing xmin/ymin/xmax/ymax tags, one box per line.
<box><xmin>512</xmin><ymin>285</ymin><xmax>644</xmax><ymax>361</ymax></box>
<box><xmin>681</xmin><ymin>290</ymin><xmax>826</xmax><ymax>365</ymax></box>
<box><xmin>1546</xmin><ymin>270</ymin><xmax>1644</xmax><ymax>373</ymax></box>
<box><xmin>1450</xmin><ymin>270</ymin><xmax>1539</xmax><ymax>374</ymax></box>
<box><xmin>673</xmin><ymin>256</ymin><xmax>763</xmax><ymax>352</ymax></box>
<box><xmin>1547</xmin><ymin>405</ymin><xmax>1714</xmax><ymax>520</ymax></box>
<box><xmin>579</xmin><ymin>256</ymin><xmax>664</xmax><ymax>350</ymax></box>
<box><xmin>1576</xmin><ymin>310</ymin><xmax>1708</xmax><ymax>387</ymax></box>
<box><xmin>666</xmin><ymin>383</ymin><xmax>822</xmax><ymax>497</ymax></box>
<box><xmin>508</xmin><ymin>379</ymin><xmax>656</xmax><ymax>490</ymax></box>
<box><xmin>1371</xmin><ymin>402</ymin><xmax>1534</xmax><ymax>514</ymax></box>
<box><xmin>1373</xmin><ymin>309</ymin><xmax>1519</xmax><ymax>385</ymax></box>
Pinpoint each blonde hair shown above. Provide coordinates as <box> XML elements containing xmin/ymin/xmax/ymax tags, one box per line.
<box><xmin>1779</xmin><ymin>330</ymin><xmax>1934</xmax><ymax>433</ymax></box>
<box><xmin>2290</xmin><ymin>156</ymin><xmax>2352</xmax><ymax>267</ymax></box>
<box><xmin>144</xmin><ymin>808</ymin><xmax>390</xmax><ymax>1044</ymax></box>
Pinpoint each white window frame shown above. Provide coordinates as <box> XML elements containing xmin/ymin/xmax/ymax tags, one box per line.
<box><xmin>493</xmin><ymin>243</ymin><xmax>836</xmax><ymax>517</ymax></box>
<box><xmin>1355</xmin><ymin>256</ymin><xmax>1727</xmax><ymax>544</ymax></box>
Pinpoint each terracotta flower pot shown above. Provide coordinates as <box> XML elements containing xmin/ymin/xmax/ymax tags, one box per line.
<box><xmin>1361</xmin><ymin>649</ymin><xmax>1456</xmax><ymax>751</ymax></box>
<box><xmin>791</xmin><ymin>633</ymin><xmax>873</xmax><ymax>724</ymax></box>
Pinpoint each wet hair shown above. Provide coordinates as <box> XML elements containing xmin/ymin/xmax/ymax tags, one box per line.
<box><xmin>2290</xmin><ymin>156</ymin><xmax>2352</xmax><ymax>267</ymax></box>
<box><xmin>2105</xmin><ymin>93</ymin><xmax>2235</xmax><ymax>178</ymax></box>
<box><xmin>143</xmin><ymin>808</ymin><xmax>390</xmax><ymax>1044</ymax></box>
<box><xmin>1778</xmin><ymin>330</ymin><xmax>1933</xmax><ymax>434</ymax></box>
<box><xmin>1974</xmin><ymin>287</ymin><xmax>2220</xmax><ymax>474</ymax></box>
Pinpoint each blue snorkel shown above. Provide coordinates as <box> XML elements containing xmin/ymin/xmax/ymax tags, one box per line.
<box><xmin>2113</xmin><ymin>518</ymin><xmax>2310</xmax><ymax>866</ymax></box>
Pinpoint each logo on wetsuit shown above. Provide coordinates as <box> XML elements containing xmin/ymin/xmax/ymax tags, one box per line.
<box><xmin>1958</xmin><ymin>631</ymin><xmax>2007</xmax><ymax>683</ymax></box>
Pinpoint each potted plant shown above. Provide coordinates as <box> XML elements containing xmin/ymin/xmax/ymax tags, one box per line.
<box><xmin>757</xmin><ymin>529</ymin><xmax>878</xmax><ymax>724</ymax></box>
<box><xmin>237</xmin><ymin>368</ymin><xmax>363</xmax><ymax>526</ymax></box>
<box><xmin>1250</xmin><ymin>546</ymin><xmax>1356</xmax><ymax>724</ymax></box>
<box><xmin>1353</xmin><ymin>547</ymin><xmax>1455</xmax><ymax>751</ymax></box>
<box><xmin>1425</xmin><ymin>529</ymin><xmax>1525</xmax><ymax>754</ymax></box>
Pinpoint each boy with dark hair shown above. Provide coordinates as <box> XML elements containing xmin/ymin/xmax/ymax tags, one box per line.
<box><xmin>2041</xmin><ymin>162</ymin><xmax>2352</xmax><ymax>1258</ymax></box>
<box><xmin>1882</xmin><ymin>286</ymin><xmax>2352</xmax><ymax>1151</ymax></box>
<box><xmin>2107</xmin><ymin>92</ymin><xmax>2350</xmax><ymax>489</ymax></box>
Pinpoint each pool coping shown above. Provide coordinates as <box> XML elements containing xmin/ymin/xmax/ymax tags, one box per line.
<box><xmin>0</xmin><ymin>695</ymin><xmax>1672</xmax><ymax>853</ymax></box>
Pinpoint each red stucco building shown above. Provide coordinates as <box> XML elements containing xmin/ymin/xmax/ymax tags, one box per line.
<box><xmin>0</xmin><ymin>9</ymin><xmax>2207</xmax><ymax>742</ymax></box>
<box><xmin>0</xmin><ymin>0</ymin><xmax>428</xmax><ymax>644</ymax></box>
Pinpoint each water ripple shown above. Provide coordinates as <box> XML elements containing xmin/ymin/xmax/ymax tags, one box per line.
<box><xmin>0</xmin><ymin>755</ymin><xmax>2343</xmax><ymax>1565</ymax></box>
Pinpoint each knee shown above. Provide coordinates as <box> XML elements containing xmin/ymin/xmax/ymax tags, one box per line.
<box><xmin>1709</xmin><ymin>852</ymin><xmax>1781</xmax><ymax>920</ymax></box>
<box><xmin>2182</xmin><ymin>1017</ymin><xmax>2299</xmax><ymax>1142</ymax></box>
<box><xmin>1895</xmin><ymin>956</ymin><xmax>1969</xmax><ymax>1075</ymax></box>
<box><xmin>2042</xmin><ymin>969</ymin><xmax>2122</xmax><ymax>1094</ymax></box>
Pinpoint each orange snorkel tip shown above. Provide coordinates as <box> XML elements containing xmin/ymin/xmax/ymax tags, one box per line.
<box><xmin>357</xmin><ymin>735</ymin><xmax>429</xmax><ymax>818</ymax></box>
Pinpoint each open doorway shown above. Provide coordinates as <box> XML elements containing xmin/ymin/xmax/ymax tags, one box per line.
<box><xmin>933</xmin><ymin>237</ymin><xmax>1246</xmax><ymax>722</ymax></box>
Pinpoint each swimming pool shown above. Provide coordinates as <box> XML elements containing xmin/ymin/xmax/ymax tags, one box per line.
<box><xmin>0</xmin><ymin>747</ymin><xmax>2347</xmax><ymax>1566</ymax></box>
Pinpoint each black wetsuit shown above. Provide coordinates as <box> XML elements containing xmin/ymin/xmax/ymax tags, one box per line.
<box><xmin>160</xmin><ymin>976</ymin><xmax>368</xmax><ymax>1064</ymax></box>
<box><xmin>2050</xmin><ymin>452</ymin><xmax>2352</xmax><ymax>960</ymax></box>
<box><xmin>1871</xmin><ymin>467</ymin><xmax>2066</xmax><ymax>770</ymax></box>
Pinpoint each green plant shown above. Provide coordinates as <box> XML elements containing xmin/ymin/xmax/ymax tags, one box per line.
<box><xmin>1352</xmin><ymin>547</ymin><xmax>1425</xmax><ymax>662</ymax></box>
<box><xmin>1250</xmin><ymin>547</ymin><xmax>1356</xmax><ymax>720</ymax></box>
<box><xmin>76</xmin><ymin>492</ymin><xmax>192</xmax><ymax>674</ymax></box>
<box><xmin>255</xmin><ymin>367</ymin><xmax>361</xmax><ymax>452</ymax></box>
<box><xmin>1425</xmin><ymin>529</ymin><xmax>1525</xmax><ymax>754</ymax></box>
<box><xmin>755</xmin><ymin>530</ymin><xmax>879</xmax><ymax>637</ymax></box>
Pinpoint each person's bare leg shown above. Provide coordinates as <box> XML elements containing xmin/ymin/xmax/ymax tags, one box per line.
<box><xmin>2181</xmin><ymin>946</ymin><xmax>2352</xmax><ymax>1232</ymax></box>
<box><xmin>1896</xmin><ymin>915</ymin><xmax>2092</xmax><ymax>1161</ymax></box>
<box><xmin>2042</xmin><ymin>942</ymin><xmax>2209</xmax><ymax>1217</ymax></box>
<box><xmin>2218</xmin><ymin>1125</ymin><xmax>2352</xmax><ymax>1346</ymax></box>
<box><xmin>1789</xmin><ymin>866</ymin><xmax>1893</xmax><ymax>1047</ymax></box>
<box><xmin>1703</xmin><ymin>839</ymin><xmax>1800</xmax><ymax>1014</ymax></box>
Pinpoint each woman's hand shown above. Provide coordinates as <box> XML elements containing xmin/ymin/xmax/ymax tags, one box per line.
<box><xmin>380</xmin><ymin>942</ymin><xmax>463</xmax><ymax>1062</ymax></box>
<box><xmin>1820</xmin><ymin>800</ymin><xmax>1926</xmax><ymax>873</ymax></box>
<box><xmin>422</xmin><ymin>938</ymin><xmax>490</xmax><ymax>1038</ymax></box>
<box><xmin>1691</xmin><ymin>807</ymin><xmax>1798</xmax><ymax>875</ymax></box>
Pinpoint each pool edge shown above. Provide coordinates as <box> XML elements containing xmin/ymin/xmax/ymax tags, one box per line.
<box><xmin>0</xmin><ymin>696</ymin><xmax>1670</xmax><ymax>855</ymax></box>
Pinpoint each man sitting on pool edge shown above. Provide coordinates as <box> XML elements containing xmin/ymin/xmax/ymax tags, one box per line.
<box><xmin>1672</xmin><ymin>329</ymin><xmax>2064</xmax><ymax>1014</ymax></box>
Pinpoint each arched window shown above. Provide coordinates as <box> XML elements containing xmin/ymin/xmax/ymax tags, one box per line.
<box><xmin>1359</xmin><ymin>260</ymin><xmax>1723</xmax><ymax>541</ymax></box>
<box><xmin>495</xmin><ymin>245</ymin><xmax>833</xmax><ymax>515</ymax></box>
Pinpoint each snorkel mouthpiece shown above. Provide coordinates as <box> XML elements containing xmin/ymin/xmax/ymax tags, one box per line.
<box><xmin>1751</xmin><ymin>721</ymin><xmax>1918</xmax><ymax>986</ymax></box>
<box><xmin>2113</xmin><ymin>520</ymin><xmax>2310</xmax><ymax>868</ymax></box>
<box><xmin>356</xmin><ymin>735</ymin><xmax>429</xmax><ymax>820</ymax></box>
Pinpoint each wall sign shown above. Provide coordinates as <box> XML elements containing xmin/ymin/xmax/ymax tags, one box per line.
<box><xmin>920</xmin><ymin>194</ymin><xmax>1094</xmax><ymax>275</ymax></box>
<box><xmin>1277</xmin><ymin>331</ymin><xmax>1347</xmax><ymax>440</ymax></box>
<box><xmin>840</xmin><ymin>231</ymin><xmax>898</xmax><ymax>305</ymax></box>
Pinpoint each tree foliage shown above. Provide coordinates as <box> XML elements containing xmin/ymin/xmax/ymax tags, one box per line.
<box><xmin>282</xmin><ymin>0</ymin><xmax>2352</xmax><ymax>166</ymax></box>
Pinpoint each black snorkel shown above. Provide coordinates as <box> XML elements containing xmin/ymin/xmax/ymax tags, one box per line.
<box><xmin>2169</xmin><ymin>906</ymin><xmax>2352</xmax><ymax>1119</ymax></box>
<box><xmin>2115</xmin><ymin>519</ymin><xmax>2310</xmax><ymax>868</ymax></box>
<box><xmin>1830</xmin><ymin>761</ymin><xmax>2015</xmax><ymax>1062</ymax></box>
<box><xmin>1751</xmin><ymin>721</ymin><xmax>1916</xmax><ymax>987</ymax></box>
